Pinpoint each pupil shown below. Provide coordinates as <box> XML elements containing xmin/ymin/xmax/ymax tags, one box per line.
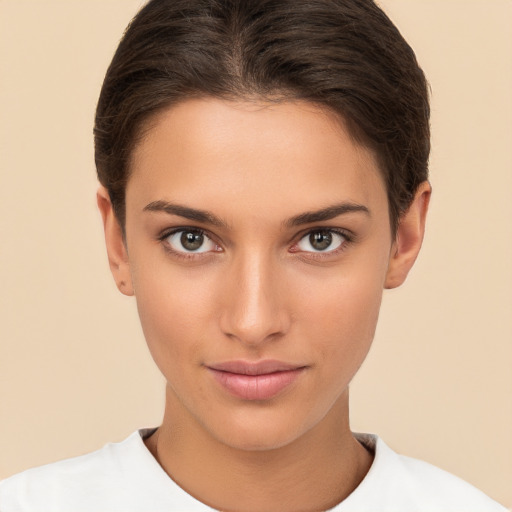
<box><xmin>310</xmin><ymin>231</ymin><xmax>332</xmax><ymax>251</ymax></box>
<box><xmin>181</xmin><ymin>231</ymin><xmax>203</xmax><ymax>251</ymax></box>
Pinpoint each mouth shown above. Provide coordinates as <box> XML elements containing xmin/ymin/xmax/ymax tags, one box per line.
<box><xmin>206</xmin><ymin>360</ymin><xmax>307</xmax><ymax>401</ymax></box>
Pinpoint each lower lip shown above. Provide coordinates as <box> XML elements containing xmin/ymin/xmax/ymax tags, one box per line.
<box><xmin>208</xmin><ymin>368</ymin><xmax>305</xmax><ymax>401</ymax></box>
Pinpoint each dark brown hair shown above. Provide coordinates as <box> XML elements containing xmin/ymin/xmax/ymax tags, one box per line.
<box><xmin>94</xmin><ymin>0</ymin><xmax>430</xmax><ymax>234</ymax></box>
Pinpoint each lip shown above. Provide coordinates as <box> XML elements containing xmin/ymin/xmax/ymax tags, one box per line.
<box><xmin>207</xmin><ymin>360</ymin><xmax>306</xmax><ymax>401</ymax></box>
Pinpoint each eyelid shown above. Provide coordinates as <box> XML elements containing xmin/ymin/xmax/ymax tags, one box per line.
<box><xmin>158</xmin><ymin>226</ymin><xmax>223</xmax><ymax>257</ymax></box>
<box><xmin>156</xmin><ymin>225</ymin><xmax>353</xmax><ymax>260</ymax></box>
<box><xmin>158</xmin><ymin>225</ymin><xmax>215</xmax><ymax>242</ymax></box>
<box><xmin>292</xmin><ymin>226</ymin><xmax>353</xmax><ymax>244</ymax></box>
<box><xmin>289</xmin><ymin>227</ymin><xmax>354</xmax><ymax>257</ymax></box>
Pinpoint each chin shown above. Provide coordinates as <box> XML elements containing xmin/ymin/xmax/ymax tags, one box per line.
<box><xmin>206</xmin><ymin>406</ymin><xmax>316</xmax><ymax>453</ymax></box>
<box><xmin>218</xmin><ymin>428</ymin><xmax>300</xmax><ymax>452</ymax></box>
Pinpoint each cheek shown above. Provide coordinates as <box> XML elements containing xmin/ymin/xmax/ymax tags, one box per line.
<box><xmin>295</xmin><ymin>260</ymin><xmax>386</xmax><ymax>370</ymax></box>
<box><xmin>131</xmin><ymin>263</ymin><xmax>220</xmax><ymax>376</ymax></box>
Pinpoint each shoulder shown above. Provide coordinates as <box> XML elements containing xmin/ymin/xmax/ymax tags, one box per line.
<box><xmin>0</xmin><ymin>429</ymin><xmax>202</xmax><ymax>512</ymax></box>
<box><xmin>0</xmin><ymin>432</ymin><xmax>133</xmax><ymax>512</ymax></box>
<box><xmin>336</xmin><ymin>433</ymin><xmax>508</xmax><ymax>512</ymax></box>
<box><xmin>391</xmin><ymin>450</ymin><xmax>506</xmax><ymax>510</ymax></box>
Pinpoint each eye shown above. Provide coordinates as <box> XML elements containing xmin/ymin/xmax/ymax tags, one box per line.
<box><xmin>295</xmin><ymin>229</ymin><xmax>346</xmax><ymax>253</ymax></box>
<box><xmin>165</xmin><ymin>229</ymin><xmax>219</xmax><ymax>254</ymax></box>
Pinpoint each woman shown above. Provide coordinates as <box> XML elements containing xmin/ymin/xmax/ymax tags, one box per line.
<box><xmin>0</xmin><ymin>0</ymin><xmax>507</xmax><ymax>510</ymax></box>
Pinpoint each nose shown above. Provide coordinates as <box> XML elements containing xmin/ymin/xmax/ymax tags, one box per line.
<box><xmin>219</xmin><ymin>250</ymin><xmax>291</xmax><ymax>347</ymax></box>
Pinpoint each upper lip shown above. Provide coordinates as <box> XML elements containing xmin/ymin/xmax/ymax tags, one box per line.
<box><xmin>207</xmin><ymin>360</ymin><xmax>305</xmax><ymax>375</ymax></box>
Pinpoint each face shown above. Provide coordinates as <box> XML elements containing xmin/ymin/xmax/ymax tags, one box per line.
<box><xmin>101</xmin><ymin>98</ymin><xmax>425</xmax><ymax>451</ymax></box>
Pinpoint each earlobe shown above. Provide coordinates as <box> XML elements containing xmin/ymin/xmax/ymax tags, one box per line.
<box><xmin>385</xmin><ymin>181</ymin><xmax>431</xmax><ymax>289</ymax></box>
<box><xmin>96</xmin><ymin>186</ymin><xmax>134</xmax><ymax>296</ymax></box>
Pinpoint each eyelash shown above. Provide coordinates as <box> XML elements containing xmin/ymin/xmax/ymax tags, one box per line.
<box><xmin>290</xmin><ymin>228</ymin><xmax>353</xmax><ymax>260</ymax></box>
<box><xmin>157</xmin><ymin>227</ymin><xmax>354</xmax><ymax>261</ymax></box>
<box><xmin>158</xmin><ymin>227</ymin><xmax>220</xmax><ymax>261</ymax></box>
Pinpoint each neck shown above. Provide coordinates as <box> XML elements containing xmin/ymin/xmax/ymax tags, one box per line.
<box><xmin>145</xmin><ymin>386</ymin><xmax>373</xmax><ymax>512</ymax></box>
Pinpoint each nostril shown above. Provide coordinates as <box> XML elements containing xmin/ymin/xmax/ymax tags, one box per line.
<box><xmin>219</xmin><ymin>297</ymin><xmax>291</xmax><ymax>346</ymax></box>
<box><xmin>218</xmin><ymin>256</ymin><xmax>292</xmax><ymax>345</ymax></box>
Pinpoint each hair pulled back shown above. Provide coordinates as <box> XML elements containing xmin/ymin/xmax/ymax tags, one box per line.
<box><xmin>94</xmin><ymin>0</ymin><xmax>430</xmax><ymax>234</ymax></box>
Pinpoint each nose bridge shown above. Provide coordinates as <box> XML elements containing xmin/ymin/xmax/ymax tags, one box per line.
<box><xmin>220</xmin><ymin>247</ymin><xmax>289</xmax><ymax>346</ymax></box>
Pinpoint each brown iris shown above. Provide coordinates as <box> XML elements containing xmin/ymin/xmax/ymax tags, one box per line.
<box><xmin>181</xmin><ymin>230</ymin><xmax>204</xmax><ymax>251</ymax></box>
<box><xmin>309</xmin><ymin>231</ymin><xmax>333</xmax><ymax>251</ymax></box>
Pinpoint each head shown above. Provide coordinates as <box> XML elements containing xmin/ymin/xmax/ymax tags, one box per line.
<box><xmin>94</xmin><ymin>0</ymin><xmax>430</xmax><ymax>237</ymax></box>
<box><xmin>94</xmin><ymin>0</ymin><xmax>431</xmax><ymax>451</ymax></box>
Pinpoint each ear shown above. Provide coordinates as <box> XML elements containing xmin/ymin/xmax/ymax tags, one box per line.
<box><xmin>385</xmin><ymin>181</ymin><xmax>431</xmax><ymax>289</ymax></box>
<box><xmin>97</xmin><ymin>186</ymin><xmax>134</xmax><ymax>296</ymax></box>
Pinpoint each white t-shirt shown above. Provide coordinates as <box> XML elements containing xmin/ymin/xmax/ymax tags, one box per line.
<box><xmin>0</xmin><ymin>428</ymin><xmax>507</xmax><ymax>512</ymax></box>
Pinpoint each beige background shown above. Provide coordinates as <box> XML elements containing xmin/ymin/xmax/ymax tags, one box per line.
<box><xmin>1</xmin><ymin>0</ymin><xmax>511</xmax><ymax>507</ymax></box>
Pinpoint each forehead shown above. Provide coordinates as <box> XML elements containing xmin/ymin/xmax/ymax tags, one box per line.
<box><xmin>127</xmin><ymin>98</ymin><xmax>387</xmax><ymax>222</ymax></box>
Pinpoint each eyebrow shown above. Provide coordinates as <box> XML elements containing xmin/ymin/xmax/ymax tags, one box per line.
<box><xmin>143</xmin><ymin>200</ymin><xmax>370</xmax><ymax>228</ymax></box>
<box><xmin>143</xmin><ymin>200</ymin><xmax>229</xmax><ymax>228</ymax></box>
<box><xmin>285</xmin><ymin>202</ymin><xmax>370</xmax><ymax>227</ymax></box>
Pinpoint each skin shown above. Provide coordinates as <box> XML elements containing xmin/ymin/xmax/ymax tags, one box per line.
<box><xmin>98</xmin><ymin>98</ymin><xmax>430</xmax><ymax>512</ymax></box>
